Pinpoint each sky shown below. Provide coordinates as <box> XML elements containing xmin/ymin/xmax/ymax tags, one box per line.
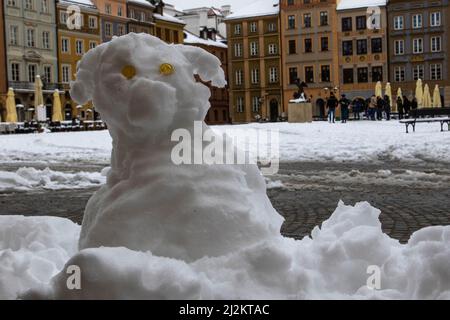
<box><xmin>167</xmin><ymin>0</ymin><xmax>255</xmax><ymax>11</ymax></box>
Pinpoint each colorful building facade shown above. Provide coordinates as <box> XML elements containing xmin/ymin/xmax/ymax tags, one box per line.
<box><xmin>127</xmin><ymin>0</ymin><xmax>155</xmax><ymax>35</ymax></box>
<box><xmin>91</xmin><ymin>0</ymin><xmax>128</xmax><ymax>42</ymax></box>
<box><xmin>153</xmin><ymin>2</ymin><xmax>184</xmax><ymax>44</ymax></box>
<box><xmin>0</xmin><ymin>2</ymin><xmax>7</xmax><ymax>120</ymax></box>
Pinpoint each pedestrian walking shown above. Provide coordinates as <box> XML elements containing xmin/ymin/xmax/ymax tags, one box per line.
<box><xmin>403</xmin><ymin>96</ymin><xmax>411</xmax><ymax>118</ymax></box>
<box><xmin>369</xmin><ymin>95</ymin><xmax>377</xmax><ymax>120</ymax></box>
<box><xmin>376</xmin><ymin>96</ymin><xmax>383</xmax><ymax>120</ymax></box>
<box><xmin>353</xmin><ymin>99</ymin><xmax>362</xmax><ymax>120</ymax></box>
<box><xmin>411</xmin><ymin>98</ymin><xmax>418</xmax><ymax>110</ymax></box>
<box><xmin>326</xmin><ymin>93</ymin><xmax>338</xmax><ymax>123</ymax></box>
<box><xmin>397</xmin><ymin>96</ymin><xmax>404</xmax><ymax>120</ymax></box>
<box><xmin>339</xmin><ymin>94</ymin><xmax>350</xmax><ymax>123</ymax></box>
<box><xmin>383</xmin><ymin>95</ymin><xmax>391</xmax><ymax>121</ymax></box>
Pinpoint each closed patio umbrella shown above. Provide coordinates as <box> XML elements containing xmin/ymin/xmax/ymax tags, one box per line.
<box><xmin>52</xmin><ymin>89</ymin><xmax>63</xmax><ymax>122</ymax></box>
<box><xmin>415</xmin><ymin>79</ymin><xmax>423</xmax><ymax>107</ymax></box>
<box><xmin>5</xmin><ymin>88</ymin><xmax>18</xmax><ymax>123</ymax></box>
<box><xmin>397</xmin><ymin>87</ymin><xmax>403</xmax><ymax>103</ymax></box>
<box><xmin>34</xmin><ymin>75</ymin><xmax>46</xmax><ymax>121</ymax></box>
<box><xmin>422</xmin><ymin>84</ymin><xmax>432</xmax><ymax>108</ymax></box>
<box><xmin>375</xmin><ymin>81</ymin><xmax>382</xmax><ymax>98</ymax></box>
<box><xmin>385</xmin><ymin>82</ymin><xmax>394</xmax><ymax>111</ymax></box>
<box><xmin>432</xmin><ymin>85</ymin><xmax>442</xmax><ymax>108</ymax></box>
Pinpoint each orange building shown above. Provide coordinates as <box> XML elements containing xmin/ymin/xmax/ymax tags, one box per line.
<box><xmin>153</xmin><ymin>2</ymin><xmax>185</xmax><ymax>44</ymax></box>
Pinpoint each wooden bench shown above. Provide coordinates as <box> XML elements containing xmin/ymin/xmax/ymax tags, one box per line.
<box><xmin>400</xmin><ymin>117</ymin><xmax>450</xmax><ymax>133</ymax></box>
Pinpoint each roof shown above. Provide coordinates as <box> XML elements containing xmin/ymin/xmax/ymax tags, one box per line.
<box><xmin>183</xmin><ymin>31</ymin><xmax>227</xmax><ymax>49</ymax></box>
<box><xmin>226</xmin><ymin>0</ymin><xmax>279</xmax><ymax>20</ymax></box>
<box><xmin>128</xmin><ymin>0</ymin><xmax>155</xmax><ymax>8</ymax></box>
<box><xmin>59</xmin><ymin>0</ymin><xmax>95</xmax><ymax>8</ymax></box>
<box><xmin>337</xmin><ymin>0</ymin><xmax>387</xmax><ymax>11</ymax></box>
<box><xmin>153</xmin><ymin>13</ymin><xmax>186</xmax><ymax>25</ymax></box>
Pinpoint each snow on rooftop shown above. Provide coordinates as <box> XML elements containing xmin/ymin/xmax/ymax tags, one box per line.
<box><xmin>129</xmin><ymin>0</ymin><xmax>155</xmax><ymax>8</ymax></box>
<box><xmin>184</xmin><ymin>31</ymin><xmax>227</xmax><ymax>49</ymax></box>
<box><xmin>59</xmin><ymin>0</ymin><xmax>95</xmax><ymax>7</ymax></box>
<box><xmin>153</xmin><ymin>13</ymin><xmax>186</xmax><ymax>25</ymax></box>
<box><xmin>226</xmin><ymin>0</ymin><xmax>279</xmax><ymax>20</ymax></box>
<box><xmin>337</xmin><ymin>0</ymin><xmax>387</xmax><ymax>10</ymax></box>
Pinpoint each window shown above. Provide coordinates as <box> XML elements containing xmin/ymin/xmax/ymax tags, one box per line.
<box><xmin>430</xmin><ymin>64</ymin><xmax>442</xmax><ymax>80</ymax></box>
<box><xmin>268</xmin><ymin>43</ymin><xmax>277</xmax><ymax>55</ymax></box>
<box><xmin>42</xmin><ymin>31</ymin><xmax>50</xmax><ymax>49</ymax></box>
<box><xmin>105</xmin><ymin>4</ymin><xmax>112</xmax><ymax>15</ymax></box>
<box><xmin>89</xmin><ymin>41</ymin><xmax>97</xmax><ymax>50</ymax></box>
<box><xmin>288</xmin><ymin>0</ymin><xmax>295</xmax><ymax>5</ymax></box>
<box><xmin>356</xmin><ymin>16</ymin><xmax>366</xmax><ymax>30</ymax></box>
<box><xmin>130</xmin><ymin>9</ymin><xmax>135</xmax><ymax>19</ymax></box>
<box><xmin>76</xmin><ymin>40</ymin><xmax>84</xmax><ymax>55</ymax></box>
<box><xmin>141</xmin><ymin>12</ymin><xmax>146</xmax><ymax>22</ymax></box>
<box><xmin>304</xmin><ymin>13</ymin><xmax>311</xmax><ymax>28</ymax></box>
<box><xmin>321</xmin><ymin>37</ymin><xmax>328</xmax><ymax>51</ymax></box>
<box><xmin>117</xmin><ymin>6</ymin><xmax>123</xmax><ymax>17</ymax></box>
<box><xmin>394</xmin><ymin>66</ymin><xmax>405</xmax><ymax>82</ymax></box>
<box><xmin>321</xmin><ymin>65</ymin><xmax>330</xmax><ymax>82</ymax></box>
<box><xmin>118</xmin><ymin>25</ymin><xmax>125</xmax><ymax>36</ymax></box>
<box><xmin>60</xmin><ymin>11</ymin><xmax>68</xmax><ymax>24</ymax></box>
<box><xmin>25</xmin><ymin>0</ymin><xmax>33</xmax><ymax>10</ymax></box>
<box><xmin>394</xmin><ymin>16</ymin><xmax>403</xmax><ymax>30</ymax></box>
<box><xmin>234</xmin><ymin>24</ymin><xmax>241</xmax><ymax>35</ymax></box>
<box><xmin>43</xmin><ymin>65</ymin><xmax>51</xmax><ymax>83</ymax></box>
<box><xmin>28</xmin><ymin>64</ymin><xmax>37</xmax><ymax>82</ymax></box>
<box><xmin>62</xmin><ymin>65</ymin><xmax>71</xmax><ymax>83</ymax></box>
<box><xmin>342</xmin><ymin>17</ymin><xmax>352</xmax><ymax>32</ymax></box>
<box><xmin>250</xmin><ymin>42</ymin><xmax>258</xmax><ymax>56</ymax></box>
<box><xmin>288</xmin><ymin>40</ymin><xmax>296</xmax><ymax>54</ymax></box>
<box><xmin>342</xmin><ymin>40</ymin><xmax>353</xmax><ymax>55</ymax></box>
<box><xmin>372</xmin><ymin>66</ymin><xmax>383</xmax><ymax>82</ymax></box>
<box><xmin>289</xmin><ymin>67</ymin><xmax>298</xmax><ymax>84</ymax></box>
<box><xmin>89</xmin><ymin>16</ymin><xmax>97</xmax><ymax>28</ymax></box>
<box><xmin>234</xmin><ymin>43</ymin><xmax>242</xmax><ymax>57</ymax></box>
<box><xmin>41</xmin><ymin>0</ymin><xmax>48</xmax><ymax>13</ymax></box>
<box><xmin>430</xmin><ymin>12</ymin><xmax>441</xmax><ymax>27</ymax></box>
<box><xmin>413</xmin><ymin>65</ymin><xmax>424</xmax><ymax>80</ymax></box>
<box><xmin>105</xmin><ymin>23</ymin><xmax>112</xmax><ymax>36</ymax></box>
<box><xmin>413</xmin><ymin>38</ymin><xmax>423</xmax><ymax>54</ymax></box>
<box><xmin>371</xmin><ymin>38</ymin><xmax>382</xmax><ymax>53</ymax></box>
<box><xmin>235</xmin><ymin>70</ymin><xmax>243</xmax><ymax>85</ymax></box>
<box><xmin>236</xmin><ymin>97</ymin><xmax>244</xmax><ymax>113</ymax></box>
<box><xmin>61</xmin><ymin>38</ymin><xmax>69</xmax><ymax>53</ymax></box>
<box><xmin>288</xmin><ymin>15</ymin><xmax>296</xmax><ymax>29</ymax></box>
<box><xmin>304</xmin><ymin>38</ymin><xmax>312</xmax><ymax>53</ymax></box>
<box><xmin>7</xmin><ymin>0</ymin><xmax>18</xmax><ymax>7</ymax></box>
<box><xmin>251</xmin><ymin>68</ymin><xmax>259</xmax><ymax>84</ymax></box>
<box><xmin>320</xmin><ymin>12</ymin><xmax>328</xmax><ymax>26</ymax></box>
<box><xmin>357</xmin><ymin>67</ymin><xmax>368</xmax><ymax>83</ymax></box>
<box><xmin>269</xmin><ymin>67</ymin><xmax>278</xmax><ymax>83</ymax></box>
<box><xmin>11</xmin><ymin>63</ymin><xmax>20</xmax><ymax>81</ymax></box>
<box><xmin>357</xmin><ymin>39</ymin><xmax>367</xmax><ymax>55</ymax></box>
<box><xmin>305</xmin><ymin>66</ymin><xmax>314</xmax><ymax>83</ymax></box>
<box><xmin>26</xmin><ymin>28</ymin><xmax>35</xmax><ymax>47</ymax></box>
<box><xmin>412</xmin><ymin>14</ymin><xmax>422</xmax><ymax>28</ymax></box>
<box><xmin>9</xmin><ymin>26</ymin><xmax>18</xmax><ymax>45</ymax></box>
<box><xmin>268</xmin><ymin>23</ymin><xmax>276</xmax><ymax>32</ymax></box>
<box><xmin>431</xmin><ymin>36</ymin><xmax>441</xmax><ymax>52</ymax></box>
<box><xmin>343</xmin><ymin>68</ymin><xmax>353</xmax><ymax>84</ymax></box>
<box><xmin>250</xmin><ymin>22</ymin><xmax>257</xmax><ymax>33</ymax></box>
<box><xmin>252</xmin><ymin>96</ymin><xmax>260</xmax><ymax>113</ymax></box>
<box><xmin>394</xmin><ymin>39</ymin><xmax>404</xmax><ymax>55</ymax></box>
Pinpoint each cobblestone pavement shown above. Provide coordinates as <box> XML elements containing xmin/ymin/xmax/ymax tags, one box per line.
<box><xmin>1</xmin><ymin>161</ymin><xmax>449</xmax><ymax>243</ymax></box>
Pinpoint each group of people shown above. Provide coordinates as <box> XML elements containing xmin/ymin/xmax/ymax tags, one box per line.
<box><xmin>323</xmin><ymin>93</ymin><xmax>419</xmax><ymax>123</ymax></box>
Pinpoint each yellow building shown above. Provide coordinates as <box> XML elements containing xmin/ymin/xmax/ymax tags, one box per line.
<box><xmin>57</xmin><ymin>0</ymin><xmax>101</xmax><ymax>120</ymax></box>
<box><xmin>225</xmin><ymin>0</ymin><xmax>283</xmax><ymax>123</ymax></box>
<box><xmin>280</xmin><ymin>0</ymin><xmax>340</xmax><ymax>118</ymax></box>
<box><xmin>153</xmin><ymin>3</ymin><xmax>185</xmax><ymax>44</ymax></box>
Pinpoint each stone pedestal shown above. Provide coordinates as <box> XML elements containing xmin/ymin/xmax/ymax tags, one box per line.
<box><xmin>288</xmin><ymin>103</ymin><xmax>313</xmax><ymax>123</ymax></box>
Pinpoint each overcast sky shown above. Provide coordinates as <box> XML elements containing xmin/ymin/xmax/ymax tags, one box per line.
<box><xmin>167</xmin><ymin>0</ymin><xmax>255</xmax><ymax>11</ymax></box>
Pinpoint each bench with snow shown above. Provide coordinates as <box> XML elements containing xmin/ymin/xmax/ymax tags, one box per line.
<box><xmin>400</xmin><ymin>117</ymin><xmax>450</xmax><ymax>133</ymax></box>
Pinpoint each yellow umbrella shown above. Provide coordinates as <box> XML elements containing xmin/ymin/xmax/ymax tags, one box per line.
<box><xmin>397</xmin><ymin>87</ymin><xmax>403</xmax><ymax>103</ymax></box>
<box><xmin>34</xmin><ymin>75</ymin><xmax>45</xmax><ymax>121</ymax></box>
<box><xmin>385</xmin><ymin>82</ymin><xmax>394</xmax><ymax>111</ymax></box>
<box><xmin>375</xmin><ymin>81</ymin><xmax>382</xmax><ymax>98</ymax></box>
<box><xmin>5</xmin><ymin>88</ymin><xmax>18</xmax><ymax>123</ymax></box>
<box><xmin>432</xmin><ymin>85</ymin><xmax>442</xmax><ymax>108</ymax></box>
<box><xmin>415</xmin><ymin>79</ymin><xmax>423</xmax><ymax>107</ymax></box>
<box><xmin>422</xmin><ymin>84</ymin><xmax>432</xmax><ymax>108</ymax></box>
<box><xmin>52</xmin><ymin>89</ymin><xmax>63</xmax><ymax>122</ymax></box>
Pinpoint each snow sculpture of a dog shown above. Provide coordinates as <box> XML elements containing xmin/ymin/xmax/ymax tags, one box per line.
<box><xmin>71</xmin><ymin>33</ymin><xmax>283</xmax><ymax>261</ymax></box>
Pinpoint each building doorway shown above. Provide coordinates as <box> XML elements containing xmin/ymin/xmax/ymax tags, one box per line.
<box><xmin>64</xmin><ymin>104</ymin><xmax>72</xmax><ymax>120</ymax></box>
<box><xmin>269</xmin><ymin>99</ymin><xmax>278</xmax><ymax>122</ymax></box>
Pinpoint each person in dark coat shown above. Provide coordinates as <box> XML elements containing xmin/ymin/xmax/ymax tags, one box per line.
<box><xmin>411</xmin><ymin>98</ymin><xmax>418</xmax><ymax>110</ymax></box>
<box><xmin>403</xmin><ymin>96</ymin><xmax>411</xmax><ymax>118</ymax></box>
<box><xmin>376</xmin><ymin>96</ymin><xmax>384</xmax><ymax>120</ymax></box>
<box><xmin>339</xmin><ymin>94</ymin><xmax>350</xmax><ymax>123</ymax></box>
<box><xmin>397</xmin><ymin>96</ymin><xmax>404</xmax><ymax>120</ymax></box>
<box><xmin>353</xmin><ymin>99</ymin><xmax>362</xmax><ymax>120</ymax></box>
<box><xmin>326</xmin><ymin>93</ymin><xmax>338</xmax><ymax>123</ymax></box>
<box><xmin>383</xmin><ymin>95</ymin><xmax>391</xmax><ymax>121</ymax></box>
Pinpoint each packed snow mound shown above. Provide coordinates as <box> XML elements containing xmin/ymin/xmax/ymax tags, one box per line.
<box><xmin>0</xmin><ymin>216</ymin><xmax>80</xmax><ymax>300</ymax></box>
<box><xmin>70</xmin><ymin>33</ymin><xmax>283</xmax><ymax>261</ymax></box>
<box><xmin>19</xmin><ymin>202</ymin><xmax>450</xmax><ymax>300</ymax></box>
<box><xmin>0</xmin><ymin>167</ymin><xmax>107</xmax><ymax>192</ymax></box>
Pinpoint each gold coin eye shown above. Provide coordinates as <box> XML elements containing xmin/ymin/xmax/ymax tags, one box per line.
<box><xmin>121</xmin><ymin>65</ymin><xmax>136</xmax><ymax>80</ymax></box>
<box><xmin>159</xmin><ymin>63</ymin><xmax>175</xmax><ymax>76</ymax></box>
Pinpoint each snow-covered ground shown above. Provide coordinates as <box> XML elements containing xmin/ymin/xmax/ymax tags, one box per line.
<box><xmin>0</xmin><ymin>121</ymin><xmax>449</xmax><ymax>165</ymax></box>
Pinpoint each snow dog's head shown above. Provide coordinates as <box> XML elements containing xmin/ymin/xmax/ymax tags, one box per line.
<box><xmin>70</xmin><ymin>33</ymin><xmax>226</xmax><ymax>139</ymax></box>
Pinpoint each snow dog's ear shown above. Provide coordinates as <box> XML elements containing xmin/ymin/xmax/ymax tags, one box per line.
<box><xmin>70</xmin><ymin>44</ymin><xmax>105</xmax><ymax>105</ymax></box>
<box><xmin>177</xmin><ymin>45</ymin><xmax>227</xmax><ymax>88</ymax></box>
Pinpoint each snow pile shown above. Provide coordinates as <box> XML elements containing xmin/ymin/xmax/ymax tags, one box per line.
<box><xmin>18</xmin><ymin>202</ymin><xmax>450</xmax><ymax>300</ymax></box>
<box><xmin>0</xmin><ymin>216</ymin><xmax>80</xmax><ymax>300</ymax></box>
<box><xmin>0</xmin><ymin>167</ymin><xmax>107</xmax><ymax>192</ymax></box>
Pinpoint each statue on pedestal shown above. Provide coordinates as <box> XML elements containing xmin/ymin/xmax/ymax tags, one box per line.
<box><xmin>290</xmin><ymin>79</ymin><xmax>308</xmax><ymax>103</ymax></box>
